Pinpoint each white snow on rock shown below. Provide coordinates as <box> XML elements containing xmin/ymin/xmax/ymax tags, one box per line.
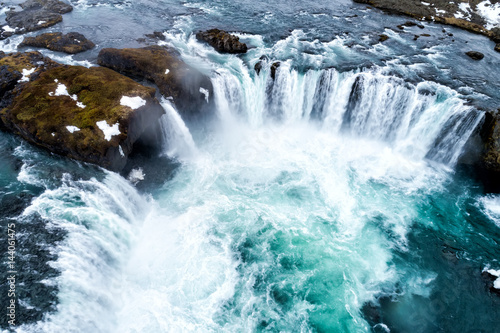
<box><xmin>477</xmin><ymin>0</ymin><xmax>500</xmax><ymax>29</ymax></box>
<box><xmin>456</xmin><ymin>3</ymin><xmax>472</xmax><ymax>19</ymax></box>
<box><xmin>66</xmin><ymin>126</ymin><xmax>80</xmax><ymax>133</ymax></box>
<box><xmin>120</xmin><ymin>96</ymin><xmax>146</xmax><ymax>109</ymax></box>
<box><xmin>127</xmin><ymin>167</ymin><xmax>145</xmax><ymax>184</ymax></box>
<box><xmin>484</xmin><ymin>267</ymin><xmax>500</xmax><ymax>289</ymax></box>
<box><xmin>421</xmin><ymin>1</ymin><xmax>430</xmax><ymax>6</ymax></box>
<box><xmin>165</xmin><ymin>69</ymin><xmax>170</xmax><ymax>75</ymax></box>
<box><xmin>119</xmin><ymin>145</ymin><xmax>125</xmax><ymax>157</ymax></box>
<box><xmin>37</xmin><ymin>20</ymin><xmax>46</xmax><ymax>25</ymax></box>
<box><xmin>199</xmin><ymin>87</ymin><xmax>209</xmax><ymax>103</ymax></box>
<box><xmin>48</xmin><ymin>80</ymin><xmax>85</xmax><ymax>108</ymax></box>
<box><xmin>2</xmin><ymin>25</ymin><xmax>15</xmax><ymax>32</ymax></box>
<box><xmin>96</xmin><ymin>120</ymin><xmax>121</xmax><ymax>141</ymax></box>
<box><xmin>19</xmin><ymin>68</ymin><xmax>36</xmax><ymax>82</ymax></box>
<box><xmin>76</xmin><ymin>101</ymin><xmax>86</xmax><ymax>108</ymax></box>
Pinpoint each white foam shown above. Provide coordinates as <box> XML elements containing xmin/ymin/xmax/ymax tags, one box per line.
<box><xmin>199</xmin><ymin>87</ymin><xmax>210</xmax><ymax>103</ymax></box>
<box><xmin>66</xmin><ymin>126</ymin><xmax>80</xmax><ymax>133</ymax></box>
<box><xmin>127</xmin><ymin>168</ymin><xmax>145</xmax><ymax>184</ymax></box>
<box><xmin>19</xmin><ymin>68</ymin><xmax>36</xmax><ymax>82</ymax></box>
<box><xmin>96</xmin><ymin>120</ymin><xmax>121</xmax><ymax>141</ymax></box>
<box><xmin>480</xmin><ymin>195</ymin><xmax>500</xmax><ymax>228</ymax></box>
<box><xmin>120</xmin><ymin>96</ymin><xmax>146</xmax><ymax>109</ymax></box>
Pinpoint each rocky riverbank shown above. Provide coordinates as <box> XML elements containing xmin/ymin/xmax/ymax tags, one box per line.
<box><xmin>353</xmin><ymin>0</ymin><xmax>500</xmax><ymax>51</ymax></box>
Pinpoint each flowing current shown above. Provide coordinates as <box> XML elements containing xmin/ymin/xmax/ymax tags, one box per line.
<box><xmin>2</xmin><ymin>1</ymin><xmax>500</xmax><ymax>332</ymax></box>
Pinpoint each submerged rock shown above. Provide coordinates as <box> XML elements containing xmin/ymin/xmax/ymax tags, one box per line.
<box><xmin>0</xmin><ymin>52</ymin><xmax>164</xmax><ymax>171</ymax></box>
<box><xmin>20</xmin><ymin>32</ymin><xmax>95</xmax><ymax>54</ymax></box>
<box><xmin>465</xmin><ymin>51</ymin><xmax>484</xmax><ymax>60</ymax></box>
<box><xmin>195</xmin><ymin>29</ymin><xmax>248</xmax><ymax>54</ymax></box>
<box><xmin>4</xmin><ymin>0</ymin><xmax>72</xmax><ymax>35</ymax></box>
<box><xmin>97</xmin><ymin>46</ymin><xmax>214</xmax><ymax>118</ymax></box>
<box><xmin>378</xmin><ymin>34</ymin><xmax>389</xmax><ymax>42</ymax></box>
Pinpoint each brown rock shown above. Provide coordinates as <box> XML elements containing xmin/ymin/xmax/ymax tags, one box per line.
<box><xmin>20</xmin><ymin>32</ymin><xmax>95</xmax><ymax>54</ymax></box>
<box><xmin>195</xmin><ymin>29</ymin><xmax>248</xmax><ymax>54</ymax></box>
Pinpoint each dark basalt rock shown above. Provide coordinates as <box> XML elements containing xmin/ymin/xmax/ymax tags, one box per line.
<box><xmin>481</xmin><ymin>270</ymin><xmax>500</xmax><ymax>296</ymax></box>
<box><xmin>20</xmin><ymin>32</ymin><xmax>95</xmax><ymax>54</ymax></box>
<box><xmin>465</xmin><ymin>51</ymin><xmax>484</xmax><ymax>60</ymax></box>
<box><xmin>495</xmin><ymin>43</ymin><xmax>500</xmax><ymax>53</ymax></box>
<box><xmin>4</xmin><ymin>0</ymin><xmax>72</xmax><ymax>35</ymax></box>
<box><xmin>97</xmin><ymin>46</ymin><xmax>214</xmax><ymax>119</ymax></box>
<box><xmin>481</xmin><ymin>110</ymin><xmax>500</xmax><ymax>174</ymax></box>
<box><xmin>0</xmin><ymin>51</ymin><xmax>164</xmax><ymax>171</ymax></box>
<box><xmin>379</xmin><ymin>34</ymin><xmax>389</xmax><ymax>42</ymax></box>
<box><xmin>270</xmin><ymin>62</ymin><xmax>280</xmax><ymax>80</ymax></box>
<box><xmin>195</xmin><ymin>29</ymin><xmax>248</xmax><ymax>54</ymax></box>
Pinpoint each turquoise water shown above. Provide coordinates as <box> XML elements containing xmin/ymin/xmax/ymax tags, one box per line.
<box><xmin>1</xmin><ymin>0</ymin><xmax>500</xmax><ymax>332</ymax></box>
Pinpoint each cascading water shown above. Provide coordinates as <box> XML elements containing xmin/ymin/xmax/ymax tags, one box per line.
<box><xmin>3</xmin><ymin>4</ymin><xmax>500</xmax><ymax>332</ymax></box>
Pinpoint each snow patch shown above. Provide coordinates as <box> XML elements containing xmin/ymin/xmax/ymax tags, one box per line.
<box><xmin>199</xmin><ymin>87</ymin><xmax>209</xmax><ymax>103</ymax></box>
<box><xmin>19</xmin><ymin>68</ymin><xmax>36</xmax><ymax>82</ymax></box>
<box><xmin>76</xmin><ymin>101</ymin><xmax>86</xmax><ymax>108</ymax></box>
<box><xmin>127</xmin><ymin>168</ymin><xmax>145</xmax><ymax>184</ymax></box>
<box><xmin>120</xmin><ymin>96</ymin><xmax>146</xmax><ymax>109</ymax></box>
<box><xmin>165</xmin><ymin>69</ymin><xmax>170</xmax><ymax>75</ymax></box>
<box><xmin>2</xmin><ymin>25</ymin><xmax>16</xmax><ymax>32</ymax></box>
<box><xmin>421</xmin><ymin>2</ymin><xmax>430</xmax><ymax>6</ymax></box>
<box><xmin>37</xmin><ymin>20</ymin><xmax>46</xmax><ymax>25</ymax></box>
<box><xmin>477</xmin><ymin>0</ymin><xmax>500</xmax><ymax>29</ymax></box>
<box><xmin>484</xmin><ymin>267</ymin><xmax>500</xmax><ymax>289</ymax></box>
<box><xmin>96</xmin><ymin>120</ymin><xmax>121</xmax><ymax>141</ymax></box>
<box><xmin>119</xmin><ymin>145</ymin><xmax>125</xmax><ymax>157</ymax></box>
<box><xmin>66</xmin><ymin>126</ymin><xmax>80</xmax><ymax>133</ymax></box>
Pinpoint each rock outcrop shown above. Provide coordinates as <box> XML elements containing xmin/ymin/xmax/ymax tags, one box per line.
<box><xmin>97</xmin><ymin>46</ymin><xmax>214</xmax><ymax>118</ymax></box>
<box><xmin>353</xmin><ymin>0</ymin><xmax>500</xmax><ymax>52</ymax></box>
<box><xmin>1</xmin><ymin>0</ymin><xmax>72</xmax><ymax>39</ymax></box>
<box><xmin>481</xmin><ymin>110</ymin><xmax>500</xmax><ymax>173</ymax></box>
<box><xmin>196</xmin><ymin>29</ymin><xmax>248</xmax><ymax>54</ymax></box>
<box><xmin>0</xmin><ymin>51</ymin><xmax>164</xmax><ymax>171</ymax></box>
<box><xmin>465</xmin><ymin>50</ymin><xmax>485</xmax><ymax>60</ymax></box>
<box><xmin>20</xmin><ymin>32</ymin><xmax>95</xmax><ymax>54</ymax></box>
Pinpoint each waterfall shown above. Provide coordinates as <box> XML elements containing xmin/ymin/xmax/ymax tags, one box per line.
<box><xmin>210</xmin><ymin>64</ymin><xmax>484</xmax><ymax>166</ymax></box>
<box><xmin>158</xmin><ymin>98</ymin><xmax>198</xmax><ymax>159</ymax></box>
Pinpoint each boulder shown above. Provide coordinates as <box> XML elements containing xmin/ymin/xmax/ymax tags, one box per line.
<box><xmin>20</xmin><ymin>32</ymin><xmax>95</xmax><ymax>54</ymax></box>
<box><xmin>195</xmin><ymin>29</ymin><xmax>248</xmax><ymax>54</ymax></box>
<box><xmin>270</xmin><ymin>62</ymin><xmax>281</xmax><ymax>80</ymax></box>
<box><xmin>0</xmin><ymin>52</ymin><xmax>164</xmax><ymax>171</ymax></box>
<box><xmin>97</xmin><ymin>46</ymin><xmax>214</xmax><ymax>118</ymax></box>
<box><xmin>465</xmin><ymin>51</ymin><xmax>484</xmax><ymax>60</ymax></box>
<box><xmin>379</xmin><ymin>34</ymin><xmax>389</xmax><ymax>42</ymax></box>
<box><xmin>3</xmin><ymin>0</ymin><xmax>72</xmax><ymax>35</ymax></box>
<box><xmin>495</xmin><ymin>44</ymin><xmax>500</xmax><ymax>53</ymax></box>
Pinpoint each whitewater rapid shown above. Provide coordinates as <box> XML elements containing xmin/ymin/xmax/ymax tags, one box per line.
<box><xmin>4</xmin><ymin>8</ymin><xmax>500</xmax><ymax>332</ymax></box>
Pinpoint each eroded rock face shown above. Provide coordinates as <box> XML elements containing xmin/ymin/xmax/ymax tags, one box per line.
<box><xmin>1</xmin><ymin>0</ymin><xmax>72</xmax><ymax>38</ymax></box>
<box><xmin>0</xmin><ymin>52</ymin><xmax>164</xmax><ymax>171</ymax></box>
<box><xmin>97</xmin><ymin>46</ymin><xmax>214</xmax><ymax>118</ymax></box>
<box><xmin>196</xmin><ymin>29</ymin><xmax>248</xmax><ymax>54</ymax></box>
<box><xmin>20</xmin><ymin>32</ymin><xmax>95</xmax><ymax>54</ymax></box>
<box><xmin>482</xmin><ymin>111</ymin><xmax>500</xmax><ymax>173</ymax></box>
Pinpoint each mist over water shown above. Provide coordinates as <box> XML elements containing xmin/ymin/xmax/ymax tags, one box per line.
<box><xmin>2</xmin><ymin>0</ymin><xmax>500</xmax><ymax>332</ymax></box>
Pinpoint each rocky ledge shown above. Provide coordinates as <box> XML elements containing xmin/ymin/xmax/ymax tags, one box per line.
<box><xmin>97</xmin><ymin>46</ymin><xmax>214</xmax><ymax>118</ymax></box>
<box><xmin>196</xmin><ymin>29</ymin><xmax>248</xmax><ymax>54</ymax></box>
<box><xmin>0</xmin><ymin>52</ymin><xmax>164</xmax><ymax>171</ymax></box>
<box><xmin>1</xmin><ymin>0</ymin><xmax>73</xmax><ymax>39</ymax></box>
<box><xmin>19</xmin><ymin>32</ymin><xmax>95</xmax><ymax>54</ymax></box>
<box><xmin>353</xmin><ymin>0</ymin><xmax>500</xmax><ymax>51</ymax></box>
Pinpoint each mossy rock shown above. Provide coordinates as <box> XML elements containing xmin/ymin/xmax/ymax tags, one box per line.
<box><xmin>0</xmin><ymin>54</ymin><xmax>164</xmax><ymax>171</ymax></box>
<box><xmin>195</xmin><ymin>29</ymin><xmax>248</xmax><ymax>54</ymax></box>
<box><xmin>97</xmin><ymin>46</ymin><xmax>214</xmax><ymax>119</ymax></box>
<box><xmin>20</xmin><ymin>32</ymin><xmax>95</xmax><ymax>54</ymax></box>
